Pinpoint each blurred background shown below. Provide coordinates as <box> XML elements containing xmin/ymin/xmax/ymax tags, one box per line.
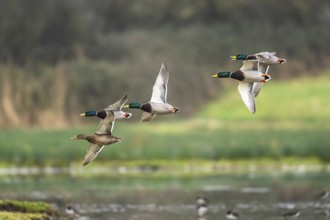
<box><xmin>0</xmin><ymin>1</ymin><xmax>330</xmax><ymax>219</ymax></box>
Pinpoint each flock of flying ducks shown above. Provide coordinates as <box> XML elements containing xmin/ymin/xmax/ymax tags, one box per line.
<box><xmin>70</xmin><ymin>51</ymin><xmax>286</xmax><ymax>166</ymax></box>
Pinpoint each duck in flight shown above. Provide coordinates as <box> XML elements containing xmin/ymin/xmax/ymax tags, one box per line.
<box><xmin>212</xmin><ymin>61</ymin><xmax>271</xmax><ymax>114</ymax></box>
<box><xmin>231</xmin><ymin>51</ymin><xmax>286</xmax><ymax>97</ymax></box>
<box><xmin>80</xmin><ymin>94</ymin><xmax>132</xmax><ymax>120</ymax></box>
<box><xmin>124</xmin><ymin>62</ymin><xmax>179</xmax><ymax>122</ymax></box>
<box><xmin>71</xmin><ymin>95</ymin><xmax>131</xmax><ymax>166</ymax></box>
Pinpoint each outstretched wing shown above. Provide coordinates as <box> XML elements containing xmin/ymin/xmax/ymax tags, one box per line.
<box><xmin>105</xmin><ymin>95</ymin><xmax>128</xmax><ymax>111</ymax></box>
<box><xmin>253</xmin><ymin>63</ymin><xmax>269</xmax><ymax>97</ymax></box>
<box><xmin>256</xmin><ymin>51</ymin><xmax>277</xmax><ymax>60</ymax></box>
<box><xmin>83</xmin><ymin>143</ymin><xmax>104</xmax><ymax>166</ymax></box>
<box><xmin>150</xmin><ymin>63</ymin><xmax>169</xmax><ymax>103</ymax></box>
<box><xmin>141</xmin><ymin>112</ymin><xmax>156</xmax><ymax>122</ymax></box>
<box><xmin>238</xmin><ymin>82</ymin><xmax>256</xmax><ymax>114</ymax></box>
<box><xmin>96</xmin><ymin>111</ymin><xmax>115</xmax><ymax>135</ymax></box>
<box><xmin>240</xmin><ymin>61</ymin><xmax>256</xmax><ymax>71</ymax></box>
<box><xmin>252</xmin><ymin>82</ymin><xmax>263</xmax><ymax>97</ymax></box>
<box><xmin>258</xmin><ymin>63</ymin><xmax>270</xmax><ymax>74</ymax></box>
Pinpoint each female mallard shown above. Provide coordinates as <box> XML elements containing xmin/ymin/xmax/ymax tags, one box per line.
<box><xmin>124</xmin><ymin>63</ymin><xmax>180</xmax><ymax>122</ymax></box>
<box><xmin>80</xmin><ymin>95</ymin><xmax>132</xmax><ymax>120</ymax></box>
<box><xmin>212</xmin><ymin>61</ymin><xmax>271</xmax><ymax>114</ymax></box>
<box><xmin>70</xmin><ymin>110</ymin><xmax>122</xmax><ymax>166</ymax></box>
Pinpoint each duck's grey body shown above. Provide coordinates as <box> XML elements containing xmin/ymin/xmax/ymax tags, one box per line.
<box><xmin>231</xmin><ymin>69</ymin><xmax>269</xmax><ymax>82</ymax></box>
<box><xmin>105</xmin><ymin>95</ymin><xmax>132</xmax><ymax>119</ymax></box>
<box><xmin>231</xmin><ymin>51</ymin><xmax>286</xmax><ymax>65</ymax></box>
<box><xmin>125</xmin><ymin>63</ymin><xmax>179</xmax><ymax>122</ymax></box>
<box><xmin>253</xmin><ymin>51</ymin><xmax>286</xmax><ymax>64</ymax></box>
<box><xmin>82</xmin><ymin>95</ymin><xmax>132</xmax><ymax>120</ymax></box>
<box><xmin>232</xmin><ymin>51</ymin><xmax>286</xmax><ymax>98</ymax></box>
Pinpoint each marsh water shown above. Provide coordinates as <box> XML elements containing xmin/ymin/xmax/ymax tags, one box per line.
<box><xmin>0</xmin><ymin>166</ymin><xmax>329</xmax><ymax>220</ymax></box>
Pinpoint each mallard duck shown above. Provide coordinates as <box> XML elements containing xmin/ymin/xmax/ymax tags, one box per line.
<box><xmin>315</xmin><ymin>190</ymin><xmax>329</xmax><ymax>201</ymax></box>
<box><xmin>70</xmin><ymin>110</ymin><xmax>122</xmax><ymax>166</ymax></box>
<box><xmin>196</xmin><ymin>196</ymin><xmax>209</xmax><ymax>205</ymax></box>
<box><xmin>281</xmin><ymin>209</ymin><xmax>300</xmax><ymax>219</ymax></box>
<box><xmin>226</xmin><ymin>210</ymin><xmax>240</xmax><ymax>219</ymax></box>
<box><xmin>231</xmin><ymin>52</ymin><xmax>286</xmax><ymax>97</ymax></box>
<box><xmin>197</xmin><ymin>204</ymin><xmax>208</xmax><ymax>217</ymax></box>
<box><xmin>124</xmin><ymin>62</ymin><xmax>180</xmax><ymax>122</ymax></box>
<box><xmin>230</xmin><ymin>51</ymin><xmax>286</xmax><ymax>64</ymax></box>
<box><xmin>80</xmin><ymin>95</ymin><xmax>132</xmax><ymax>120</ymax></box>
<box><xmin>212</xmin><ymin>61</ymin><xmax>271</xmax><ymax>114</ymax></box>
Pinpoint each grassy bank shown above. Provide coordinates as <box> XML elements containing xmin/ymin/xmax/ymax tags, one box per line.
<box><xmin>0</xmin><ymin>74</ymin><xmax>329</xmax><ymax>166</ymax></box>
<box><xmin>0</xmin><ymin>200</ymin><xmax>59</xmax><ymax>220</ymax></box>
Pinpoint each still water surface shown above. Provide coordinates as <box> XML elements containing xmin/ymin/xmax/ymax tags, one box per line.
<box><xmin>0</xmin><ymin>167</ymin><xmax>329</xmax><ymax>220</ymax></box>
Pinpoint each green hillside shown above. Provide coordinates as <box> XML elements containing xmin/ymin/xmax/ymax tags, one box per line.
<box><xmin>199</xmin><ymin>72</ymin><xmax>330</xmax><ymax>123</ymax></box>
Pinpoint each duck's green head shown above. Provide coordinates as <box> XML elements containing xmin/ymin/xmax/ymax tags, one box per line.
<box><xmin>124</xmin><ymin>102</ymin><xmax>142</xmax><ymax>109</ymax></box>
<box><xmin>230</xmin><ymin>54</ymin><xmax>248</xmax><ymax>60</ymax></box>
<box><xmin>212</xmin><ymin>72</ymin><xmax>232</xmax><ymax>78</ymax></box>
<box><xmin>80</xmin><ymin>111</ymin><xmax>97</xmax><ymax>117</ymax></box>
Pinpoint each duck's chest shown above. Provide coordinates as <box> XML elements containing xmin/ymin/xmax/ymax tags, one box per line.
<box><xmin>149</xmin><ymin>103</ymin><xmax>174</xmax><ymax>114</ymax></box>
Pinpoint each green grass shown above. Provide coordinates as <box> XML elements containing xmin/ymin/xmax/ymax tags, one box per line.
<box><xmin>0</xmin><ymin>74</ymin><xmax>330</xmax><ymax>166</ymax></box>
<box><xmin>199</xmin><ymin>73</ymin><xmax>330</xmax><ymax>122</ymax></box>
<box><xmin>0</xmin><ymin>200</ymin><xmax>59</xmax><ymax>220</ymax></box>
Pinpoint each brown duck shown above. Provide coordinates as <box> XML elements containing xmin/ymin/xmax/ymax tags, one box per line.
<box><xmin>70</xmin><ymin>110</ymin><xmax>122</xmax><ymax>166</ymax></box>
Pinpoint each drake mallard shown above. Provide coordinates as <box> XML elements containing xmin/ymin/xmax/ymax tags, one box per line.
<box><xmin>80</xmin><ymin>95</ymin><xmax>132</xmax><ymax>120</ymax></box>
<box><xmin>124</xmin><ymin>63</ymin><xmax>180</xmax><ymax>122</ymax></box>
<box><xmin>230</xmin><ymin>51</ymin><xmax>286</xmax><ymax>64</ymax></box>
<box><xmin>212</xmin><ymin>61</ymin><xmax>271</xmax><ymax>114</ymax></box>
<box><xmin>231</xmin><ymin>52</ymin><xmax>286</xmax><ymax>97</ymax></box>
<box><xmin>71</xmin><ymin>103</ymin><xmax>123</xmax><ymax>166</ymax></box>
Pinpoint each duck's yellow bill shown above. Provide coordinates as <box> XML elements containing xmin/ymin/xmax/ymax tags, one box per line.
<box><xmin>80</xmin><ymin>113</ymin><xmax>86</xmax><ymax>117</ymax></box>
<box><xmin>123</xmin><ymin>105</ymin><xmax>129</xmax><ymax>108</ymax></box>
<box><xmin>230</xmin><ymin>55</ymin><xmax>237</xmax><ymax>59</ymax></box>
<box><xmin>212</xmin><ymin>74</ymin><xmax>218</xmax><ymax>78</ymax></box>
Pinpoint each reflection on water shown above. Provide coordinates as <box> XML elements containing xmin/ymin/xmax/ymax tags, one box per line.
<box><xmin>0</xmin><ymin>169</ymin><xmax>329</xmax><ymax>220</ymax></box>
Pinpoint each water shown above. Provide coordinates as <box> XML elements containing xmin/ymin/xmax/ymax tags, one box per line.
<box><xmin>0</xmin><ymin>167</ymin><xmax>329</xmax><ymax>220</ymax></box>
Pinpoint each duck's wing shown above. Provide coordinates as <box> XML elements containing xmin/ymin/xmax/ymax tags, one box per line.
<box><xmin>255</xmin><ymin>51</ymin><xmax>272</xmax><ymax>59</ymax></box>
<box><xmin>105</xmin><ymin>95</ymin><xmax>128</xmax><ymax>111</ymax></box>
<box><xmin>252</xmin><ymin>63</ymin><xmax>269</xmax><ymax>97</ymax></box>
<box><xmin>83</xmin><ymin>143</ymin><xmax>104</xmax><ymax>166</ymax></box>
<box><xmin>141</xmin><ymin>112</ymin><xmax>156</xmax><ymax>122</ymax></box>
<box><xmin>238</xmin><ymin>82</ymin><xmax>256</xmax><ymax>114</ymax></box>
<box><xmin>96</xmin><ymin>111</ymin><xmax>115</xmax><ymax>135</ymax></box>
<box><xmin>257</xmin><ymin>63</ymin><xmax>270</xmax><ymax>74</ymax></box>
<box><xmin>240</xmin><ymin>61</ymin><xmax>256</xmax><ymax>71</ymax></box>
<box><xmin>252</xmin><ymin>82</ymin><xmax>263</xmax><ymax>97</ymax></box>
<box><xmin>150</xmin><ymin>63</ymin><xmax>169</xmax><ymax>103</ymax></box>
